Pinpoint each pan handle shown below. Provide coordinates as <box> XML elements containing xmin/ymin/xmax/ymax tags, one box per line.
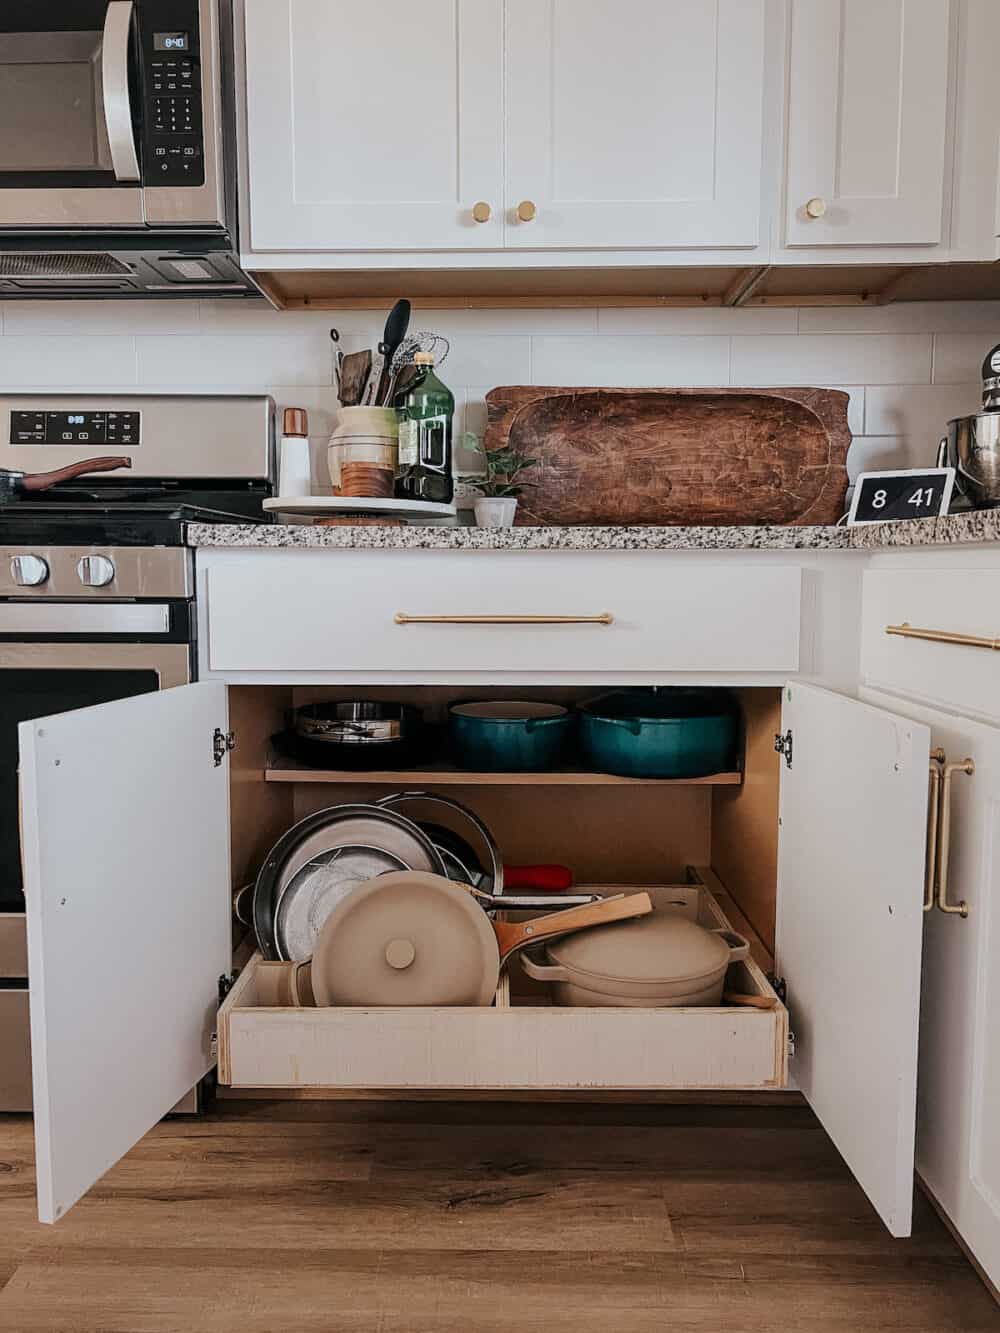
<box><xmin>492</xmin><ymin>891</ymin><xmax>652</xmax><ymax>965</ymax></box>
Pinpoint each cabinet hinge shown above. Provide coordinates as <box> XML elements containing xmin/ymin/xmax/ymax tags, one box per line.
<box><xmin>767</xmin><ymin>973</ymin><xmax>795</xmax><ymax>1057</ymax></box>
<box><xmin>774</xmin><ymin>729</ymin><xmax>793</xmax><ymax>769</ymax></box>
<box><xmin>213</xmin><ymin>728</ymin><xmax>236</xmax><ymax>767</ymax></box>
<box><xmin>218</xmin><ymin>971</ymin><xmax>238</xmax><ymax>1003</ymax></box>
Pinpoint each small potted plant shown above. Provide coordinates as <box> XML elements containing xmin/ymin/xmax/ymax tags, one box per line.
<box><xmin>465</xmin><ymin>435</ymin><xmax>538</xmax><ymax>528</ymax></box>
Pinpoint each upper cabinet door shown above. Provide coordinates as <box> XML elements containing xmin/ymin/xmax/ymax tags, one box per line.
<box><xmin>784</xmin><ymin>0</ymin><xmax>952</xmax><ymax>248</ymax></box>
<box><xmin>244</xmin><ymin>0</ymin><xmax>503</xmax><ymax>252</ymax></box>
<box><xmin>20</xmin><ymin>683</ymin><xmax>232</xmax><ymax>1224</ymax></box>
<box><xmin>504</xmin><ymin>0</ymin><xmax>767</xmax><ymax>250</ymax></box>
<box><xmin>776</xmin><ymin>683</ymin><xmax>930</xmax><ymax>1237</ymax></box>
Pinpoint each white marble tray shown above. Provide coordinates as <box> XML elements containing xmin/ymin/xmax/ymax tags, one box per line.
<box><xmin>263</xmin><ymin>495</ymin><xmax>457</xmax><ymax>518</ymax></box>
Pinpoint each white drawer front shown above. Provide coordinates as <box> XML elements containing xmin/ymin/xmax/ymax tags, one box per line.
<box><xmin>862</xmin><ymin>570</ymin><xmax>1000</xmax><ymax>720</ymax></box>
<box><xmin>206</xmin><ymin>553</ymin><xmax>801</xmax><ymax>677</ymax></box>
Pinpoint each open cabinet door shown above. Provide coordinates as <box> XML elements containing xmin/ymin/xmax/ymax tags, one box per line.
<box><xmin>775</xmin><ymin>683</ymin><xmax>930</xmax><ymax>1237</ymax></box>
<box><xmin>19</xmin><ymin>682</ymin><xmax>232</xmax><ymax>1223</ymax></box>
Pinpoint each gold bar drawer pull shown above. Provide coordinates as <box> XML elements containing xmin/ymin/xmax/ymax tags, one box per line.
<box><xmin>394</xmin><ymin>613</ymin><xmax>614</xmax><ymax>626</ymax></box>
<box><xmin>886</xmin><ymin>623</ymin><xmax>1000</xmax><ymax>651</ymax></box>
<box><xmin>936</xmin><ymin>758</ymin><xmax>974</xmax><ymax>918</ymax></box>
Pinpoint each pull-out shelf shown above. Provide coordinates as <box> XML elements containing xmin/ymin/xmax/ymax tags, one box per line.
<box><xmin>217</xmin><ymin>878</ymin><xmax>789</xmax><ymax>1093</ymax></box>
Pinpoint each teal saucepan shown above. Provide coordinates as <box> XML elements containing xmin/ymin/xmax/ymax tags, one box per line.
<box><xmin>449</xmin><ymin>700</ymin><xmax>575</xmax><ymax>772</ymax></box>
<box><xmin>578</xmin><ymin>689</ymin><xmax>738</xmax><ymax>779</ymax></box>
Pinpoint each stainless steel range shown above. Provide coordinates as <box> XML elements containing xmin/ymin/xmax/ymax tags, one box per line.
<box><xmin>0</xmin><ymin>392</ymin><xmax>274</xmax><ymax>1109</ymax></box>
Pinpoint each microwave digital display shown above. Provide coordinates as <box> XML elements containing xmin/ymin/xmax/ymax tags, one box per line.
<box><xmin>154</xmin><ymin>32</ymin><xmax>190</xmax><ymax>51</ymax></box>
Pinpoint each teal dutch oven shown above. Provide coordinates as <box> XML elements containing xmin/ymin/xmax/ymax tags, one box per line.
<box><xmin>578</xmin><ymin>689</ymin><xmax>738</xmax><ymax>779</ymax></box>
<box><xmin>449</xmin><ymin>701</ymin><xmax>574</xmax><ymax>772</ymax></box>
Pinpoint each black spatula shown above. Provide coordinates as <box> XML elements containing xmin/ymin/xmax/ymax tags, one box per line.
<box><xmin>374</xmin><ymin>299</ymin><xmax>411</xmax><ymax>405</ymax></box>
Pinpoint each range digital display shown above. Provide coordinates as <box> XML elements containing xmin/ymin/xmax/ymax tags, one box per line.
<box><xmin>10</xmin><ymin>411</ymin><xmax>140</xmax><ymax>446</ymax></box>
<box><xmin>154</xmin><ymin>31</ymin><xmax>190</xmax><ymax>50</ymax></box>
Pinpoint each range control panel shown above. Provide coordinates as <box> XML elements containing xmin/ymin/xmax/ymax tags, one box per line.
<box><xmin>10</xmin><ymin>411</ymin><xmax>140</xmax><ymax>447</ymax></box>
<box><xmin>141</xmin><ymin>1</ymin><xmax>206</xmax><ymax>186</ymax></box>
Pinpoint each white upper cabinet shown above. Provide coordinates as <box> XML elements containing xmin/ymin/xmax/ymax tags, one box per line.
<box><xmin>243</xmin><ymin>0</ymin><xmax>503</xmax><ymax>252</ymax></box>
<box><xmin>784</xmin><ymin>0</ymin><xmax>952</xmax><ymax>249</ymax></box>
<box><xmin>503</xmin><ymin>0</ymin><xmax>767</xmax><ymax>250</ymax></box>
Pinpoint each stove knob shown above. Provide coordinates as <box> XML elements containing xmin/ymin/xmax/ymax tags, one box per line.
<box><xmin>10</xmin><ymin>554</ymin><xmax>49</xmax><ymax>587</ymax></box>
<box><xmin>77</xmin><ymin>555</ymin><xmax>116</xmax><ymax>588</ymax></box>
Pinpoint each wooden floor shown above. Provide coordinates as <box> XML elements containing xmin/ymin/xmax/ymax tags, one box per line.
<box><xmin>0</xmin><ymin>1099</ymin><xmax>998</xmax><ymax>1332</ymax></box>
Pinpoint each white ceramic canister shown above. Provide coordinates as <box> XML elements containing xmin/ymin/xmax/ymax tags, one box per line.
<box><xmin>327</xmin><ymin>406</ymin><xmax>399</xmax><ymax>497</ymax></box>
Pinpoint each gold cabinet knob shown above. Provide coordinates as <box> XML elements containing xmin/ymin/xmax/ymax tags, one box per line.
<box><xmin>516</xmin><ymin>199</ymin><xmax>537</xmax><ymax>223</ymax></box>
<box><xmin>805</xmin><ymin>196</ymin><xmax>827</xmax><ymax>219</ymax></box>
<box><xmin>471</xmin><ymin>201</ymin><xmax>492</xmax><ymax>224</ymax></box>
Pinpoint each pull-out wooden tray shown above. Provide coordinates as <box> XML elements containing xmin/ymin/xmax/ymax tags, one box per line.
<box><xmin>217</xmin><ymin>873</ymin><xmax>789</xmax><ymax>1092</ymax></box>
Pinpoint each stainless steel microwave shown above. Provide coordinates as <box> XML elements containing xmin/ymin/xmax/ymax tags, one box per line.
<box><xmin>0</xmin><ymin>0</ymin><xmax>259</xmax><ymax>297</ymax></box>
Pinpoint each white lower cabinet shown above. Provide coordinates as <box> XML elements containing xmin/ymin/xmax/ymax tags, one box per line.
<box><xmin>862</xmin><ymin>689</ymin><xmax>1000</xmax><ymax>1293</ymax></box>
<box><xmin>20</xmin><ymin>679</ymin><xmax>931</xmax><ymax>1238</ymax></box>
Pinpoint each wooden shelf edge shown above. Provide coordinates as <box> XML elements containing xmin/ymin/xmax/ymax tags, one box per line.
<box><xmin>264</xmin><ymin>762</ymin><xmax>742</xmax><ymax>788</ymax></box>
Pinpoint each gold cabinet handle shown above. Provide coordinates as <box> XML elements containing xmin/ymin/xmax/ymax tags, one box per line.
<box><xmin>516</xmin><ymin>200</ymin><xmax>537</xmax><ymax>223</ymax></box>
<box><xmin>925</xmin><ymin>749</ymin><xmax>945</xmax><ymax>912</ymax></box>
<box><xmin>887</xmin><ymin>623</ymin><xmax>1000</xmax><ymax>651</ymax></box>
<box><xmin>805</xmin><ymin>196</ymin><xmax>827</xmax><ymax>219</ymax></box>
<box><xmin>394</xmin><ymin>612</ymin><xmax>613</xmax><ymax>626</ymax></box>
<box><xmin>471</xmin><ymin>201</ymin><xmax>492</xmax><ymax>223</ymax></box>
<box><xmin>936</xmin><ymin>758</ymin><xmax>974</xmax><ymax>917</ymax></box>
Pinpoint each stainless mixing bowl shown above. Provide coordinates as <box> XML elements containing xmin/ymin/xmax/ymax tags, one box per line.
<box><xmin>938</xmin><ymin>414</ymin><xmax>1000</xmax><ymax>506</ymax></box>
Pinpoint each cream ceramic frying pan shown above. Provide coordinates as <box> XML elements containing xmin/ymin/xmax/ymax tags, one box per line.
<box><xmin>310</xmin><ymin>872</ymin><xmax>653</xmax><ymax>1007</ymax></box>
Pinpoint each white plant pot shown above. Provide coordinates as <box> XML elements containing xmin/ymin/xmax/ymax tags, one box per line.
<box><xmin>474</xmin><ymin>497</ymin><xmax>518</xmax><ymax>528</ymax></box>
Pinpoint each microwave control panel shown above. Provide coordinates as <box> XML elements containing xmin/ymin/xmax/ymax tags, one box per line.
<box><xmin>140</xmin><ymin>1</ymin><xmax>206</xmax><ymax>186</ymax></box>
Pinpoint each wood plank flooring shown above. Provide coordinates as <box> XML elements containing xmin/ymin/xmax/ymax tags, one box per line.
<box><xmin>0</xmin><ymin>1099</ymin><xmax>998</xmax><ymax>1332</ymax></box>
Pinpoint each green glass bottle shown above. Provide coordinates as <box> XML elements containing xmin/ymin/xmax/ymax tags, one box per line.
<box><xmin>394</xmin><ymin>352</ymin><xmax>455</xmax><ymax>504</ymax></box>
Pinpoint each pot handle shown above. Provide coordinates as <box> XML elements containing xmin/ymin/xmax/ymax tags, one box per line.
<box><xmin>712</xmin><ymin>928</ymin><xmax>750</xmax><ymax>964</ymax></box>
<box><xmin>937</xmin><ymin>436</ymin><xmax>949</xmax><ymax>468</ymax></box>
<box><xmin>587</xmin><ymin>713</ymin><xmax>643</xmax><ymax>736</ymax></box>
<box><xmin>518</xmin><ymin>947</ymin><xmax>573</xmax><ymax>984</ymax></box>
<box><xmin>492</xmin><ymin>891</ymin><xmax>653</xmax><ymax>965</ymax></box>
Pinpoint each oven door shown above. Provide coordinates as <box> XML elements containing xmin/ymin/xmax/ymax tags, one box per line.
<box><xmin>0</xmin><ymin>632</ymin><xmax>189</xmax><ymax>1111</ymax></box>
<box><xmin>0</xmin><ymin>636</ymin><xmax>190</xmax><ymax>915</ymax></box>
<box><xmin>0</xmin><ymin>1</ymin><xmax>143</xmax><ymax>228</ymax></box>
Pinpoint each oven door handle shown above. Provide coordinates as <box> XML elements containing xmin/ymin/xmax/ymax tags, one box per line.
<box><xmin>101</xmin><ymin>1</ymin><xmax>141</xmax><ymax>183</ymax></box>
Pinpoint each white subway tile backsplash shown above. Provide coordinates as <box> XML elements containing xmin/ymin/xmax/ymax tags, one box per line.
<box><xmin>847</xmin><ymin>436</ymin><xmax>909</xmax><ymax>481</ymax></box>
<box><xmin>732</xmin><ymin>334</ymin><xmax>932</xmax><ymax>386</ymax></box>
<box><xmin>135</xmin><ymin>334</ymin><xmax>329</xmax><ymax>387</ymax></box>
<box><xmin>597</xmin><ymin>306</ymin><xmax>797</xmax><ymax>334</ymax></box>
<box><xmin>799</xmin><ymin>300</ymin><xmax>1000</xmax><ymax>335</ymax></box>
<box><xmin>531</xmin><ymin>335</ymin><xmax>731</xmax><ymax>387</ymax></box>
<box><xmin>932</xmin><ymin>333</ymin><xmax>997</xmax><ymax>384</ymax></box>
<box><xmin>199</xmin><ymin>300</ymin><xmax>378</xmax><ymax>336</ymax></box>
<box><xmin>865</xmin><ymin>382</ymin><xmax>979</xmax><ymax>440</ymax></box>
<box><xmin>417</xmin><ymin>308</ymin><xmax>598</xmax><ymax>335</ymax></box>
<box><xmin>0</xmin><ymin>299</ymin><xmax>993</xmax><ymax>504</ymax></box>
<box><xmin>0</xmin><ymin>336</ymin><xmax>137</xmax><ymax>388</ymax></box>
<box><xmin>438</xmin><ymin>335</ymin><xmax>530</xmax><ymax>385</ymax></box>
<box><xmin>2</xmin><ymin>300</ymin><xmax>198</xmax><ymax>336</ymax></box>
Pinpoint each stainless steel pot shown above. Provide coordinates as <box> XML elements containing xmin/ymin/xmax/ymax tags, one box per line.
<box><xmin>938</xmin><ymin>414</ymin><xmax>1000</xmax><ymax>506</ymax></box>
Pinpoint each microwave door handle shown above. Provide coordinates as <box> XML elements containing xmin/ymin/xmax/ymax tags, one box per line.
<box><xmin>101</xmin><ymin>1</ymin><xmax>141</xmax><ymax>182</ymax></box>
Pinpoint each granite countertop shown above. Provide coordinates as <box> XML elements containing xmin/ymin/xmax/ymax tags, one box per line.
<box><xmin>187</xmin><ymin>508</ymin><xmax>1000</xmax><ymax>552</ymax></box>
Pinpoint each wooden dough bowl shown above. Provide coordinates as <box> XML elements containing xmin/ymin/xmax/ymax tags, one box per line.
<box><xmin>484</xmin><ymin>386</ymin><xmax>852</xmax><ymax>527</ymax></box>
